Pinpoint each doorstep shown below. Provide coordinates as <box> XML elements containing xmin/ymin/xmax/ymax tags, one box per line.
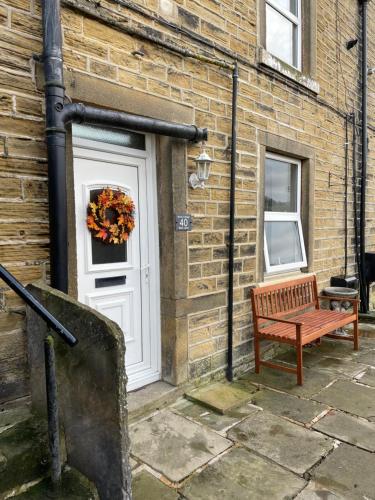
<box><xmin>128</xmin><ymin>381</ymin><xmax>184</xmax><ymax>423</ymax></box>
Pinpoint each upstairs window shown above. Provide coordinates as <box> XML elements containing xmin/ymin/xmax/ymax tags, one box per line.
<box><xmin>265</xmin><ymin>0</ymin><xmax>301</xmax><ymax>69</ymax></box>
<box><xmin>264</xmin><ymin>153</ymin><xmax>307</xmax><ymax>273</ymax></box>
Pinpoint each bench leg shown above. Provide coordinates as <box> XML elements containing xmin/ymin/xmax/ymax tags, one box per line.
<box><xmin>254</xmin><ymin>335</ymin><xmax>260</xmax><ymax>373</ymax></box>
<box><xmin>297</xmin><ymin>343</ymin><xmax>303</xmax><ymax>385</ymax></box>
<box><xmin>353</xmin><ymin>320</ymin><xmax>359</xmax><ymax>351</ymax></box>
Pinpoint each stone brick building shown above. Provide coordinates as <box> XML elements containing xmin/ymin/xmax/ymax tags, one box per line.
<box><xmin>0</xmin><ymin>0</ymin><xmax>374</xmax><ymax>403</ymax></box>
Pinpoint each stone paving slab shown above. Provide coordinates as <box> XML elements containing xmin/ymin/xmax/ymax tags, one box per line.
<box><xmin>129</xmin><ymin>410</ymin><xmax>232</xmax><ymax>482</ymax></box>
<box><xmin>295</xmin><ymin>481</ymin><xmax>343</xmax><ymax>499</ymax></box>
<box><xmin>312</xmin><ymin>443</ymin><xmax>375</xmax><ymax>499</ymax></box>
<box><xmin>355</xmin><ymin>366</ymin><xmax>375</xmax><ymax>387</ymax></box>
<box><xmin>180</xmin><ymin>447</ymin><xmax>306</xmax><ymax>500</ymax></box>
<box><xmin>314</xmin><ymin>379</ymin><xmax>375</xmax><ymax>419</ymax></box>
<box><xmin>185</xmin><ymin>382</ymin><xmax>257</xmax><ymax>414</ymax></box>
<box><xmin>357</xmin><ymin>322</ymin><xmax>375</xmax><ymax>338</ymax></box>
<box><xmin>308</xmin><ymin>339</ymin><xmax>360</xmax><ymax>359</ymax></box>
<box><xmin>132</xmin><ymin>471</ymin><xmax>178</xmax><ymax>500</ymax></box>
<box><xmin>228</xmin><ymin>411</ymin><xmax>334</xmax><ymax>475</ymax></box>
<box><xmin>357</xmin><ymin>336</ymin><xmax>375</xmax><ymax>347</ymax></box>
<box><xmin>313</xmin><ymin>410</ymin><xmax>375</xmax><ymax>452</ymax></box>
<box><xmin>354</xmin><ymin>349</ymin><xmax>375</xmax><ymax>366</ymax></box>
<box><xmin>275</xmin><ymin>350</ymin><xmax>367</xmax><ymax>377</ymax></box>
<box><xmin>250</xmin><ymin>389</ymin><xmax>328</xmax><ymax>425</ymax></box>
<box><xmin>239</xmin><ymin>365</ymin><xmax>337</xmax><ymax>398</ymax></box>
<box><xmin>173</xmin><ymin>399</ymin><xmax>259</xmax><ymax>432</ymax></box>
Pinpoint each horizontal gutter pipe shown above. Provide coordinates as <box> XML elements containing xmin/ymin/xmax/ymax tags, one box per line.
<box><xmin>61</xmin><ymin>103</ymin><xmax>208</xmax><ymax>142</ymax></box>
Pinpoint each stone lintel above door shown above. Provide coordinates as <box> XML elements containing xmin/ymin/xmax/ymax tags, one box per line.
<box><xmin>35</xmin><ymin>64</ymin><xmax>194</xmax><ymax>125</ymax></box>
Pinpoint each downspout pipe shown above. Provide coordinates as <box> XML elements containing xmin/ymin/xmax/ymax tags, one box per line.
<box><xmin>42</xmin><ymin>0</ymin><xmax>207</xmax><ymax>293</ymax></box>
<box><xmin>42</xmin><ymin>0</ymin><xmax>68</xmax><ymax>293</ymax></box>
<box><xmin>359</xmin><ymin>0</ymin><xmax>368</xmax><ymax>312</ymax></box>
<box><xmin>226</xmin><ymin>62</ymin><xmax>238</xmax><ymax>382</ymax></box>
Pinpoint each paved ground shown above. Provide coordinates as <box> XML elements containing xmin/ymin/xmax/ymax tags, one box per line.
<box><xmin>129</xmin><ymin>334</ymin><xmax>375</xmax><ymax>499</ymax></box>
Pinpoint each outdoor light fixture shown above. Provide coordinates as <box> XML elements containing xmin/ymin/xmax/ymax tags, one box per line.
<box><xmin>189</xmin><ymin>145</ymin><xmax>213</xmax><ymax>189</ymax></box>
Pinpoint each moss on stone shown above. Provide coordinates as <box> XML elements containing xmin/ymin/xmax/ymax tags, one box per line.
<box><xmin>13</xmin><ymin>466</ymin><xmax>98</xmax><ymax>499</ymax></box>
<box><xmin>0</xmin><ymin>417</ymin><xmax>49</xmax><ymax>494</ymax></box>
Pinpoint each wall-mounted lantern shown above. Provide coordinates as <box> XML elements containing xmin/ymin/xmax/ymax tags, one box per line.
<box><xmin>189</xmin><ymin>146</ymin><xmax>213</xmax><ymax>189</ymax></box>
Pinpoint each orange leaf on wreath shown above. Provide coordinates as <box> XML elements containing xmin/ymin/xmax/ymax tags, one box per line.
<box><xmin>95</xmin><ymin>228</ymin><xmax>108</xmax><ymax>241</ymax></box>
<box><xmin>87</xmin><ymin>215</ymin><xmax>100</xmax><ymax>231</ymax></box>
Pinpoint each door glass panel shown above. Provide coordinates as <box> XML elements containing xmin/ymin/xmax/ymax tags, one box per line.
<box><xmin>73</xmin><ymin>124</ymin><xmax>145</xmax><ymax>150</ymax></box>
<box><xmin>265</xmin><ymin>157</ymin><xmax>298</xmax><ymax>212</ymax></box>
<box><xmin>265</xmin><ymin>221</ymin><xmax>303</xmax><ymax>266</ymax></box>
<box><xmin>90</xmin><ymin>189</ymin><xmax>127</xmax><ymax>265</ymax></box>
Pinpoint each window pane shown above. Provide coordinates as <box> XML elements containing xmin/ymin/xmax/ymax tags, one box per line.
<box><xmin>265</xmin><ymin>221</ymin><xmax>303</xmax><ymax>266</ymax></box>
<box><xmin>268</xmin><ymin>0</ymin><xmax>298</xmax><ymax>16</ymax></box>
<box><xmin>266</xmin><ymin>5</ymin><xmax>297</xmax><ymax>67</ymax></box>
<box><xmin>73</xmin><ymin>124</ymin><xmax>145</xmax><ymax>150</ymax></box>
<box><xmin>90</xmin><ymin>189</ymin><xmax>127</xmax><ymax>265</ymax></box>
<box><xmin>265</xmin><ymin>157</ymin><xmax>298</xmax><ymax>212</ymax></box>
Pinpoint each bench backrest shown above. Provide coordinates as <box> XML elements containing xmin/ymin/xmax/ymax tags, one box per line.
<box><xmin>251</xmin><ymin>275</ymin><xmax>318</xmax><ymax>323</ymax></box>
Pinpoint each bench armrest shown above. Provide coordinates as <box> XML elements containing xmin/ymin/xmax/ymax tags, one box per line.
<box><xmin>318</xmin><ymin>295</ymin><xmax>360</xmax><ymax>304</ymax></box>
<box><xmin>257</xmin><ymin>314</ymin><xmax>304</xmax><ymax>326</ymax></box>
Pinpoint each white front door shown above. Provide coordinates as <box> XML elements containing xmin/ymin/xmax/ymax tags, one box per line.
<box><xmin>72</xmin><ymin>124</ymin><xmax>161</xmax><ymax>391</ymax></box>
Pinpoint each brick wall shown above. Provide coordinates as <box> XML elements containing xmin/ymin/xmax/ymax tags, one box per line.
<box><xmin>0</xmin><ymin>0</ymin><xmax>374</xmax><ymax>400</ymax></box>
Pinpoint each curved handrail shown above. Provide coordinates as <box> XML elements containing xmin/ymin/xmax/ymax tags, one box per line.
<box><xmin>0</xmin><ymin>264</ymin><xmax>77</xmax><ymax>347</ymax></box>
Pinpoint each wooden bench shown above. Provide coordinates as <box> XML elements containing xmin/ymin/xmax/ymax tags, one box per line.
<box><xmin>250</xmin><ymin>275</ymin><xmax>359</xmax><ymax>385</ymax></box>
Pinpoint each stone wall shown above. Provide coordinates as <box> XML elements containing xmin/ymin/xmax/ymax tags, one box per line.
<box><xmin>26</xmin><ymin>282</ymin><xmax>131</xmax><ymax>500</ymax></box>
<box><xmin>0</xmin><ymin>0</ymin><xmax>375</xmax><ymax>399</ymax></box>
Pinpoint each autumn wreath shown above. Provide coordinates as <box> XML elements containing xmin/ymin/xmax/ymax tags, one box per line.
<box><xmin>86</xmin><ymin>188</ymin><xmax>135</xmax><ymax>244</ymax></box>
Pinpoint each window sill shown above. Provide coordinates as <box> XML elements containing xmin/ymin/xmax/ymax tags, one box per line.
<box><xmin>260</xmin><ymin>269</ymin><xmax>314</xmax><ymax>287</ymax></box>
<box><xmin>257</xmin><ymin>47</ymin><xmax>320</xmax><ymax>94</ymax></box>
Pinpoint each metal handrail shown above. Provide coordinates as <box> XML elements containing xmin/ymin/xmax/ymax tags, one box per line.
<box><xmin>0</xmin><ymin>263</ymin><xmax>77</xmax><ymax>485</ymax></box>
<box><xmin>0</xmin><ymin>264</ymin><xmax>77</xmax><ymax>346</ymax></box>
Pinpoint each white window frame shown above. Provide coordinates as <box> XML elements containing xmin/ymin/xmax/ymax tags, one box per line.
<box><xmin>265</xmin><ymin>0</ymin><xmax>302</xmax><ymax>70</ymax></box>
<box><xmin>264</xmin><ymin>152</ymin><xmax>307</xmax><ymax>273</ymax></box>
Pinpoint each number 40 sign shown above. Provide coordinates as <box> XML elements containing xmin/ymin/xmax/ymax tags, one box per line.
<box><xmin>175</xmin><ymin>214</ymin><xmax>192</xmax><ymax>232</ymax></box>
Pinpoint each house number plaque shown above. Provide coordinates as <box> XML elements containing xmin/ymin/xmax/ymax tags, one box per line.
<box><xmin>175</xmin><ymin>214</ymin><xmax>192</xmax><ymax>231</ymax></box>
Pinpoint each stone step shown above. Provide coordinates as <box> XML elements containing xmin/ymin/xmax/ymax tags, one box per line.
<box><xmin>0</xmin><ymin>413</ymin><xmax>50</xmax><ymax>496</ymax></box>
<box><xmin>185</xmin><ymin>381</ymin><xmax>257</xmax><ymax>415</ymax></box>
<box><xmin>128</xmin><ymin>381</ymin><xmax>184</xmax><ymax>423</ymax></box>
<box><xmin>10</xmin><ymin>466</ymin><xmax>98</xmax><ymax>499</ymax></box>
<box><xmin>0</xmin><ymin>406</ymin><xmax>31</xmax><ymax>434</ymax></box>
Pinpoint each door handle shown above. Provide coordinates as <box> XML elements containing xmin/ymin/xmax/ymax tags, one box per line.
<box><xmin>140</xmin><ymin>264</ymin><xmax>150</xmax><ymax>281</ymax></box>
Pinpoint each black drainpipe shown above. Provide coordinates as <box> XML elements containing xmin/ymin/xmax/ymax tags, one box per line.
<box><xmin>42</xmin><ymin>0</ymin><xmax>68</xmax><ymax>293</ymax></box>
<box><xmin>60</xmin><ymin>104</ymin><xmax>207</xmax><ymax>142</ymax></box>
<box><xmin>42</xmin><ymin>0</ymin><xmax>207</xmax><ymax>293</ymax></box>
<box><xmin>359</xmin><ymin>0</ymin><xmax>368</xmax><ymax>312</ymax></box>
<box><xmin>352</xmin><ymin>112</ymin><xmax>365</xmax><ymax>301</ymax></box>
<box><xmin>226</xmin><ymin>62</ymin><xmax>238</xmax><ymax>382</ymax></box>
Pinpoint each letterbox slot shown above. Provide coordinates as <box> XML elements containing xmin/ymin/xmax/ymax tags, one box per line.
<box><xmin>95</xmin><ymin>276</ymin><xmax>126</xmax><ymax>288</ymax></box>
